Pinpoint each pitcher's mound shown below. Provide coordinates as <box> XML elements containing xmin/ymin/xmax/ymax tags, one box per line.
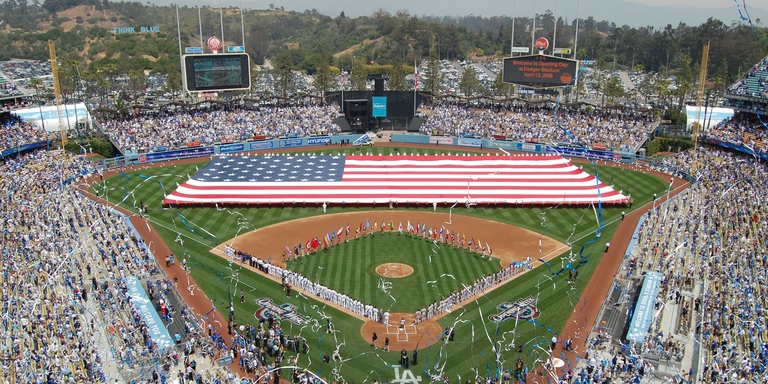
<box><xmin>376</xmin><ymin>263</ymin><xmax>414</xmax><ymax>278</ymax></box>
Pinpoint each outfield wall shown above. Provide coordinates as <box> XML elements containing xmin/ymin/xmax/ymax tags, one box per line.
<box><xmin>104</xmin><ymin>133</ymin><xmax>637</xmax><ymax>168</ymax></box>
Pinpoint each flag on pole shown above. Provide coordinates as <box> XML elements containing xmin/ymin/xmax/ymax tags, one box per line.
<box><xmin>346</xmin><ymin>224</ymin><xmax>351</xmax><ymax>236</ymax></box>
<box><xmin>487</xmin><ymin>242</ymin><xmax>492</xmax><ymax>255</ymax></box>
<box><xmin>365</xmin><ymin>218</ymin><xmax>370</xmax><ymax>230</ymax></box>
<box><xmin>398</xmin><ymin>221</ymin><xmax>403</xmax><ymax>233</ymax></box>
<box><xmin>337</xmin><ymin>226</ymin><xmax>344</xmax><ymax>237</ymax></box>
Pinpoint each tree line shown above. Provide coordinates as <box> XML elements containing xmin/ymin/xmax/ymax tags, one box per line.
<box><xmin>1</xmin><ymin>0</ymin><xmax>765</xmax><ymax>103</ymax></box>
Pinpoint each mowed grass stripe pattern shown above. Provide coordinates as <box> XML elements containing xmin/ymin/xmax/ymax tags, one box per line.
<box><xmin>287</xmin><ymin>234</ymin><xmax>501</xmax><ymax>312</ymax></box>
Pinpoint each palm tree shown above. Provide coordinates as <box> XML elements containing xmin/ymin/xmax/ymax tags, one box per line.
<box><xmin>28</xmin><ymin>77</ymin><xmax>47</xmax><ymax>132</ymax></box>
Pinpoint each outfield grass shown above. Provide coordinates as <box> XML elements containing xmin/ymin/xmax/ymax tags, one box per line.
<box><xmin>91</xmin><ymin>147</ymin><xmax>670</xmax><ymax>381</ymax></box>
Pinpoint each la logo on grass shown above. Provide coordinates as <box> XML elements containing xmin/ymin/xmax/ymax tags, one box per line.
<box><xmin>488</xmin><ymin>296</ymin><xmax>541</xmax><ymax>323</ymax></box>
<box><xmin>254</xmin><ymin>298</ymin><xmax>310</xmax><ymax>325</ymax></box>
<box><xmin>392</xmin><ymin>367</ymin><xmax>422</xmax><ymax>384</ymax></box>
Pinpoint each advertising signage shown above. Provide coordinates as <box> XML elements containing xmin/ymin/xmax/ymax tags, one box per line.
<box><xmin>503</xmin><ymin>55</ymin><xmax>578</xmax><ymax>89</ymax></box>
<box><xmin>372</xmin><ymin>96</ymin><xmax>387</xmax><ymax>117</ymax></box>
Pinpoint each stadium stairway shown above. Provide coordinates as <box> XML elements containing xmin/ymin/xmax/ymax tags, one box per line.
<box><xmin>77</xmin><ymin>225</ymin><xmax>130</xmax><ymax>382</ymax></box>
<box><xmin>654</xmin><ymin>283</ymin><xmax>701</xmax><ymax>380</ymax></box>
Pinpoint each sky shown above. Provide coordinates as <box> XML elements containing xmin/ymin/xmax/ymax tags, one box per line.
<box><xmin>162</xmin><ymin>0</ymin><xmax>768</xmax><ymax>29</ymax></box>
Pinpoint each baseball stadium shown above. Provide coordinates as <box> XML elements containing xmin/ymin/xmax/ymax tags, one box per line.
<box><xmin>1</xmin><ymin>9</ymin><xmax>767</xmax><ymax>384</ymax></box>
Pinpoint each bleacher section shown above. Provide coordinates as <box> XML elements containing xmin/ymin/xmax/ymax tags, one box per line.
<box><xmin>725</xmin><ymin>55</ymin><xmax>768</xmax><ymax>115</ymax></box>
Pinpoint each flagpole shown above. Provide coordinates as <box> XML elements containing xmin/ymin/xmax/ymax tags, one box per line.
<box><xmin>219</xmin><ymin>0</ymin><xmax>224</xmax><ymax>44</ymax></box>
<box><xmin>531</xmin><ymin>0</ymin><xmax>536</xmax><ymax>52</ymax></box>
<box><xmin>553</xmin><ymin>0</ymin><xmax>558</xmax><ymax>55</ymax></box>
<box><xmin>341</xmin><ymin>71</ymin><xmax>344</xmax><ymax>113</ymax></box>
<box><xmin>413</xmin><ymin>59</ymin><xmax>417</xmax><ymax>116</ymax></box>
<box><xmin>574</xmin><ymin>0</ymin><xmax>580</xmax><ymax>60</ymax></box>
<box><xmin>510</xmin><ymin>0</ymin><xmax>515</xmax><ymax>56</ymax></box>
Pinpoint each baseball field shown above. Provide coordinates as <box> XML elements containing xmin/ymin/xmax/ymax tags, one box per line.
<box><xmin>89</xmin><ymin>145</ymin><xmax>671</xmax><ymax>383</ymax></box>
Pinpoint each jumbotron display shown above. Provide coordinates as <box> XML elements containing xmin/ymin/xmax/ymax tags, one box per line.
<box><xmin>502</xmin><ymin>55</ymin><xmax>578</xmax><ymax>89</ymax></box>
<box><xmin>183</xmin><ymin>53</ymin><xmax>251</xmax><ymax>92</ymax></box>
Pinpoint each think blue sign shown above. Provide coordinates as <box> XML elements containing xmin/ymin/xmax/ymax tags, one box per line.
<box><xmin>113</xmin><ymin>26</ymin><xmax>160</xmax><ymax>34</ymax></box>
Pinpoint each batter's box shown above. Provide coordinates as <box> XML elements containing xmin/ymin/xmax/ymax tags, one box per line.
<box><xmin>386</xmin><ymin>324</ymin><xmax>417</xmax><ymax>336</ymax></box>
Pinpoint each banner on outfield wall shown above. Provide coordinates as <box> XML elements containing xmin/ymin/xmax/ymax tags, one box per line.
<box><xmin>546</xmin><ymin>146</ymin><xmax>614</xmax><ymax>161</ymax></box>
<box><xmin>279</xmin><ymin>138</ymin><xmax>303</xmax><ymax>147</ymax></box>
<box><xmin>249</xmin><ymin>141</ymin><xmax>275</xmax><ymax>150</ymax></box>
<box><xmin>145</xmin><ymin>146</ymin><xmax>214</xmax><ymax>162</ymax></box>
<box><xmin>220</xmin><ymin>143</ymin><xmax>246</xmax><ymax>153</ymax></box>
<box><xmin>429</xmin><ymin>136</ymin><xmax>453</xmax><ymax>145</ymax></box>
<box><xmin>457</xmin><ymin>138</ymin><xmax>482</xmax><ymax>147</ymax></box>
<box><xmin>520</xmin><ymin>143</ymin><xmax>540</xmax><ymax>152</ymax></box>
<box><xmin>125</xmin><ymin>277</ymin><xmax>174</xmax><ymax>350</ymax></box>
<box><xmin>306</xmin><ymin>136</ymin><xmax>331</xmax><ymax>145</ymax></box>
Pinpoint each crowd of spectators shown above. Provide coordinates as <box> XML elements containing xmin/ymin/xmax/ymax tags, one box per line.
<box><xmin>0</xmin><ymin>112</ymin><xmax>48</xmax><ymax>151</ymax></box>
<box><xmin>700</xmin><ymin>113</ymin><xmax>768</xmax><ymax>155</ymax></box>
<box><xmin>727</xmin><ymin>56</ymin><xmax>768</xmax><ymax>100</ymax></box>
<box><xmin>0</xmin><ymin>150</ymin><xmax>239</xmax><ymax>383</ymax></box>
<box><xmin>419</xmin><ymin>103</ymin><xmax>657</xmax><ymax>152</ymax></box>
<box><xmin>572</xmin><ymin>147</ymin><xmax>768</xmax><ymax>383</ymax></box>
<box><xmin>100</xmin><ymin>104</ymin><xmax>342</xmax><ymax>153</ymax></box>
<box><xmin>229</xmin><ymin>318</ymin><xmax>311</xmax><ymax>383</ymax></box>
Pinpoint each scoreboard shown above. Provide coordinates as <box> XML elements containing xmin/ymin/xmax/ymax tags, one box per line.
<box><xmin>183</xmin><ymin>53</ymin><xmax>251</xmax><ymax>92</ymax></box>
<box><xmin>502</xmin><ymin>55</ymin><xmax>578</xmax><ymax>89</ymax></box>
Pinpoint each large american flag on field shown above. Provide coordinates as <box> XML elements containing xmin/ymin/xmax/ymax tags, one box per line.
<box><xmin>163</xmin><ymin>154</ymin><xmax>629</xmax><ymax>205</ymax></box>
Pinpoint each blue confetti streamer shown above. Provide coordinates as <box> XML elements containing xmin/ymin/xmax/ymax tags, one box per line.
<box><xmin>733</xmin><ymin>0</ymin><xmax>758</xmax><ymax>36</ymax></box>
<box><xmin>177</xmin><ymin>212</ymin><xmax>217</xmax><ymax>243</ymax></box>
<box><xmin>552</xmin><ymin>57</ymin><xmax>606</xmax><ymax>255</ymax></box>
